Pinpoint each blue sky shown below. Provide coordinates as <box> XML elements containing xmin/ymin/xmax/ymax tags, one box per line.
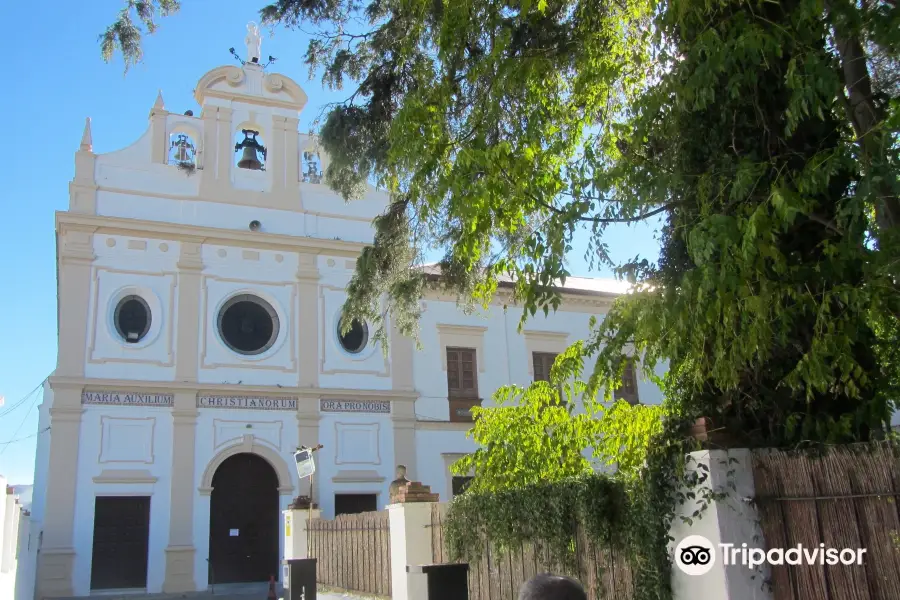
<box><xmin>0</xmin><ymin>0</ymin><xmax>661</xmax><ymax>485</ymax></box>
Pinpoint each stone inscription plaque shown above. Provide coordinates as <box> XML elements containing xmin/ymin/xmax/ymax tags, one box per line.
<box><xmin>81</xmin><ymin>391</ymin><xmax>174</xmax><ymax>407</ymax></box>
<box><xmin>319</xmin><ymin>399</ymin><xmax>391</xmax><ymax>414</ymax></box>
<box><xmin>197</xmin><ymin>395</ymin><xmax>298</xmax><ymax>410</ymax></box>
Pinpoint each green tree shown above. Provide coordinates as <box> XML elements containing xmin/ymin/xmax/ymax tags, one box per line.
<box><xmin>452</xmin><ymin>342</ymin><xmax>666</xmax><ymax>493</ymax></box>
<box><xmin>102</xmin><ymin>0</ymin><xmax>900</xmax><ymax>447</ymax></box>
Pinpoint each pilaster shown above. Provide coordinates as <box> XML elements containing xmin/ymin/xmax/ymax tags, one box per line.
<box><xmin>36</xmin><ymin>386</ymin><xmax>83</xmax><ymax>599</ymax></box>
<box><xmin>198</xmin><ymin>107</ymin><xmax>219</xmax><ymax>195</ymax></box>
<box><xmin>163</xmin><ymin>392</ymin><xmax>198</xmax><ymax>593</ymax></box>
<box><xmin>297</xmin><ymin>253</ymin><xmax>320</xmax><ymax>388</ymax></box>
<box><xmin>215</xmin><ymin>107</ymin><xmax>234</xmax><ymax>185</ymax></box>
<box><xmin>392</xmin><ymin>398</ymin><xmax>418</xmax><ymax>481</ymax></box>
<box><xmin>284</xmin><ymin>117</ymin><xmax>301</xmax><ymax>197</ymax></box>
<box><xmin>56</xmin><ymin>226</ymin><xmax>95</xmax><ymax>378</ymax></box>
<box><xmin>270</xmin><ymin>115</ymin><xmax>287</xmax><ymax>193</ymax></box>
<box><xmin>296</xmin><ymin>400</ymin><xmax>321</xmax><ymax>504</ymax></box>
<box><xmin>391</xmin><ymin>319</ymin><xmax>415</xmax><ymax>392</ymax></box>
<box><xmin>175</xmin><ymin>242</ymin><xmax>203</xmax><ymax>383</ymax></box>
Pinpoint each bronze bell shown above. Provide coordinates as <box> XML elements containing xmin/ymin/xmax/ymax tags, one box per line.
<box><xmin>170</xmin><ymin>133</ymin><xmax>195</xmax><ymax>165</ymax></box>
<box><xmin>174</xmin><ymin>144</ymin><xmax>191</xmax><ymax>162</ymax></box>
<box><xmin>237</xmin><ymin>146</ymin><xmax>263</xmax><ymax>170</ymax></box>
<box><xmin>234</xmin><ymin>129</ymin><xmax>267</xmax><ymax>171</ymax></box>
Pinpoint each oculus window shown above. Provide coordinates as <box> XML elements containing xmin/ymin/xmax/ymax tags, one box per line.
<box><xmin>114</xmin><ymin>296</ymin><xmax>151</xmax><ymax>344</ymax></box>
<box><xmin>217</xmin><ymin>295</ymin><xmax>279</xmax><ymax>355</ymax></box>
<box><xmin>337</xmin><ymin>318</ymin><xmax>368</xmax><ymax>354</ymax></box>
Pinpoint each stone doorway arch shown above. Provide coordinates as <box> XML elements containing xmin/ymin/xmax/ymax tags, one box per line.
<box><xmin>199</xmin><ymin>436</ymin><xmax>295</xmax><ymax>586</ymax></box>
<box><xmin>199</xmin><ymin>434</ymin><xmax>295</xmax><ymax>496</ymax></box>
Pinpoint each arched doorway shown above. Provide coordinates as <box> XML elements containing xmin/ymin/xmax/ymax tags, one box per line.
<box><xmin>208</xmin><ymin>452</ymin><xmax>279</xmax><ymax>584</ymax></box>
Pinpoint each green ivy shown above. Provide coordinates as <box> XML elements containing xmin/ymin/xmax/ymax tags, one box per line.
<box><xmin>445</xmin><ymin>413</ymin><xmax>700</xmax><ymax>600</ymax></box>
<box><xmin>445</xmin><ymin>474</ymin><xmax>630</xmax><ymax>570</ymax></box>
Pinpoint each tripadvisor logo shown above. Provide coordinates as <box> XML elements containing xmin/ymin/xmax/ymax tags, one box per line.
<box><xmin>674</xmin><ymin>535</ymin><xmax>716</xmax><ymax>576</ymax></box>
<box><xmin>674</xmin><ymin>535</ymin><xmax>868</xmax><ymax>576</ymax></box>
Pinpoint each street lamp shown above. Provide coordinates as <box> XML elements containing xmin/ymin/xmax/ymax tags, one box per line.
<box><xmin>293</xmin><ymin>444</ymin><xmax>323</xmax><ymax>480</ymax></box>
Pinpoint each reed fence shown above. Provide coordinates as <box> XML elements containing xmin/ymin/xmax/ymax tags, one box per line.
<box><xmin>428</xmin><ymin>503</ymin><xmax>633</xmax><ymax>600</ymax></box>
<box><xmin>307</xmin><ymin>510</ymin><xmax>392</xmax><ymax>597</ymax></box>
<box><xmin>752</xmin><ymin>444</ymin><xmax>900</xmax><ymax>600</ymax></box>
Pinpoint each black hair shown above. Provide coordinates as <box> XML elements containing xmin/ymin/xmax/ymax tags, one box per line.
<box><xmin>518</xmin><ymin>573</ymin><xmax>587</xmax><ymax>600</ymax></box>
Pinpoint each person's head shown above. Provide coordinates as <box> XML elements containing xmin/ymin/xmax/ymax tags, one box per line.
<box><xmin>518</xmin><ymin>573</ymin><xmax>587</xmax><ymax>600</ymax></box>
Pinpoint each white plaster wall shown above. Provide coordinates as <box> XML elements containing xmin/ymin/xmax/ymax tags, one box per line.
<box><xmin>414</xmin><ymin>300</ymin><xmax>664</xmax><ymax>419</ymax></box>
<box><xmin>2</xmin><ymin>493</ymin><xmax>17</xmax><ymax>574</ymax></box>
<box><xmin>30</xmin><ymin>382</ymin><xmax>53</xmax><ymax>527</ymax></box>
<box><xmin>198</xmin><ymin>245</ymin><xmax>301</xmax><ymax>387</ymax></box>
<box><xmin>0</xmin><ymin>476</ymin><xmax>9</xmax><ymax>600</ymax></box>
<box><xmin>316</xmin><ymin>413</ymin><xmax>395</xmax><ymax>519</ymax></box>
<box><xmin>414</xmin><ymin>431</ymin><xmax>478</xmax><ymax>501</ymax></box>
<box><xmin>14</xmin><ymin>513</ymin><xmax>35</xmax><ymax>600</ymax></box>
<box><xmin>85</xmin><ymin>235</ymin><xmax>181</xmax><ymax>382</ymax></box>
<box><xmin>95</xmin><ymin>126</ymin><xmax>202</xmax><ymax>199</ymax></box>
<box><xmin>96</xmin><ymin>192</ymin><xmax>306</xmax><ymax>236</ymax></box>
<box><xmin>191</xmin><ymin>408</ymin><xmax>299</xmax><ymax>590</ymax></box>
<box><xmin>71</xmin><ymin>405</ymin><xmax>174</xmax><ymax>595</ymax></box>
<box><xmin>316</xmin><ymin>258</ymin><xmax>392</xmax><ymax>391</ymax></box>
<box><xmin>95</xmin><ymin>191</ymin><xmax>382</xmax><ymax>245</ymax></box>
<box><xmin>413</xmin><ymin>303</ymin><xmax>501</xmax><ymax>420</ymax></box>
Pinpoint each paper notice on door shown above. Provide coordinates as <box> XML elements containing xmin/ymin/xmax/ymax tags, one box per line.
<box><xmin>229</xmin><ymin>529</ymin><xmax>239</xmax><ymax>537</ymax></box>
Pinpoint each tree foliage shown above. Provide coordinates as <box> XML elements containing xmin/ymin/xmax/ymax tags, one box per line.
<box><xmin>102</xmin><ymin>0</ymin><xmax>900</xmax><ymax>447</ymax></box>
<box><xmin>452</xmin><ymin>342</ymin><xmax>666</xmax><ymax>493</ymax></box>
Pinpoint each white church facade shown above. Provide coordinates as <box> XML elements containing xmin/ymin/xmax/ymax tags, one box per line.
<box><xmin>28</xmin><ymin>33</ymin><xmax>664</xmax><ymax>599</ymax></box>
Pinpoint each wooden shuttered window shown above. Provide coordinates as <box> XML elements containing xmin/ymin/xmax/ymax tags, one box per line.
<box><xmin>533</xmin><ymin>352</ymin><xmax>564</xmax><ymax>405</ymax></box>
<box><xmin>615</xmin><ymin>357</ymin><xmax>640</xmax><ymax>405</ymax></box>
<box><xmin>447</xmin><ymin>347</ymin><xmax>480</xmax><ymax>422</ymax></box>
<box><xmin>447</xmin><ymin>347</ymin><xmax>478</xmax><ymax>398</ymax></box>
<box><xmin>532</xmin><ymin>352</ymin><xmax>558</xmax><ymax>383</ymax></box>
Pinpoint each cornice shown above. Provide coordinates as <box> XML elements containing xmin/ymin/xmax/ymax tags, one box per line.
<box><xmin>415</xmin><ymin>420</ymin><xmax>474</xmax><ymax>432</ymax></box>
<box><xmin>423</xmin><ymin>287</ymin><xmax>616</xmax><ymax>312</ymax></box>
<box><xmin>93</xmin><ymin>469</ymin><xmax>158</xmax><ymax>485</ymax></box>
<box><xmin>94</xmin><ymin>184</ymin><xmax>380</xmax><ymax>222</ymax></box>
<box><xmin>48</xmin><ymin>375</ymin><xmax>420</xmax><ymax>401</ymax></box>
<box><xmin>435</xmin><ymin>323</ymin><xmax>488</xmax><ymax>336</ymax></box>
<box><xmin>56</xmin><ymin>212</ymin><xmax>368</xmax><ymax>257</ymax></box>
<box><xmin>522</xmin><ymin>330</ymin><xmax>570</xmax><ymax>342</ymax></box>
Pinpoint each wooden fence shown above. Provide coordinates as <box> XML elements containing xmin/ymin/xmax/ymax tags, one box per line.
<box><xmin>752</xmin><ymin>444</ymin><xmax>900</xmax><ymax>600</ymax></box>
<box><xmin>308</xmin><ymin>510</ymin><xmax>392</xmax><ymax>597</ymax></box>
<box><xmin>429</xmin><ymin>504</ymin><xmax>633</xmax><ymax>600</ymax></box>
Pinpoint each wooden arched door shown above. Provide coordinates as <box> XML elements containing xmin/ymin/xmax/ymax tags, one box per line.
<box><xmin>208</xmin><ymin>452</ymin><xmax>280</xmax><ymax>584</ymax></box>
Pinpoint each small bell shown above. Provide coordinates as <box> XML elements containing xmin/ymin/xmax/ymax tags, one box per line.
<box><xmin>234</xmin><ymin>129</ymin><xmax>267</xmax><ymax>171</ymax></box>
<box><xmin>174</xmin><ymin>145</ymin><xmax>191</xmax><ymax>162</ymax></box>
<box><xmin>170</xmin><ymin>133</ymin><xmax>196</xmax><ymax>165</ymax></box>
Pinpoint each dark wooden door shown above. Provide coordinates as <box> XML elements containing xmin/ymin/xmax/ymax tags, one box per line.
<box><xmin>209</xmin><ymin>453</ymin><xmax>280</xmax><ymax>584</ymax></box>
<box><xmin>334</xmin><ymin>493</ymin><xmax>377</xmax><ymax>516</ymax></box>
<box><xmin>90</xmin><ymin>496</ymin><xmax>151</xmax><ymax>590</ymax></box>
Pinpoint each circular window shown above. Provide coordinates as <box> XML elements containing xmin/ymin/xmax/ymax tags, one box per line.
<box><xmin>114</xmin><ymin>296</ymin><xmax>152</xmax><ymax>344</ymax></box>
<box><xmin>337</xmin><ymin>318</ymin><xmax>368</xmax><ymax>354</ymax></box>
<box><xmin>217</xmin><ymin>295</ymin><xmax>280</xmax><ymax>355</ymax></box>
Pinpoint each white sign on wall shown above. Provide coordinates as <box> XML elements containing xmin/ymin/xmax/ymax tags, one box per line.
<box><xmin>320</xmin><ymin>399</ymin><xmax>390</xmax><ymax>414</ymax></box>
<box><xmin>82</xmin><ymin>391</ymin><xmax>174</xmax><ymax>407</ymax></box>
<box><xmin>197</xmin><ymin>395</ymin><xmax>298</xmax><ymax>410</ymax></box>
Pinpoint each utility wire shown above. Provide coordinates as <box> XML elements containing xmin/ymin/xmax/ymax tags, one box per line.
<box><xmin>0</xmin><ymin>427</ymin><xmax>50</xmax><ymax>447</ymax></box>
<box><xmin>0</xmin><ymin>377</ymin><xmax>47</xmax><ymax>420</ymax></box>
<box><xmin>0</xmin><ymin>385</ymin><xmax>45</xmax><ymax>456</ymax></box>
